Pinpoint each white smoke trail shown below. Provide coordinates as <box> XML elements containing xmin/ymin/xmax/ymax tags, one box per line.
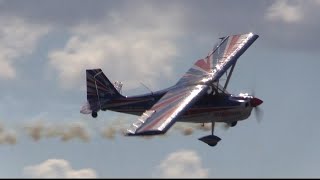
<box><xmin>0</xmin><ymin>119</ymin><xmax>217</xmax><ymax>145</ymax></box>
<box><xmin>45</xmin><ymin>124</ymin><xmax>64</xmax><ymax>138</ymax></box>
<box><xmin>24</xmin><ymin>121</ymin><xmax>90</xmax><ymax>142</ymax></box>
<box><xmin>0</xmin><ymin>130</ymin><xmax>17</xmax><ymax>145</ymax></box>
<box><xmin>24</xmin><ymin>121</ymin><xmax>44</xmax><ymax>141</ymax></box>
<box><xmin>100</xmin><ymin>117</ymin><xmax>131</xmax><ymax>140</ymax></box>
<box><xmin>182</xmin><ymin>127</ymin><xmax>193</xmax><ymax>136</ymax></box>
<box><xmin>0</xmin><ymin>123</ymin><xmax>17</xmax><ymax>145</ymax></box>
<box><xmin>173</xmin><ymin>123</ymin><xmax>194</xmax><ymax>136</ymax></box>
<box><xmin>172</xmin><ymin>122</ymin><xmax>215</xmax><ymax>136</ymax></box>
<box><xmin>101</xmin><ymin>126</ymin><xmax>117</xmax><ymax>140</ymax></box>
<box><xmin>0</xmin><ymin>123</ymin><xmax>4</xmax><ymax>133</ymax></box>
<box><xmin>193</xmin><ymin>123</ymin><xmax>211</xmax><ymax>132</ymax></box>
<box><xmin>61</xmin><ymin>122</ymin><xmax>90</xmax><ymax>142</ymax></box>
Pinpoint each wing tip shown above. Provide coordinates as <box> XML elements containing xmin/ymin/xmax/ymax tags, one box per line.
<box><xmin>219</xmin><ymin>32</ymin><xmax>259</xmax><ymax>39</ymax></box>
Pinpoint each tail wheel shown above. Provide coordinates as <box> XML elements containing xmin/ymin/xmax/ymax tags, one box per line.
<box><xmin>92</xmin><ymin>111</ymin><xmax>98</xmax><ymax>118</ymax></box>
<box><xmin>230</xmin><ymin>121</ymin><xmax>237</xmax><ymax>127</ymax></box>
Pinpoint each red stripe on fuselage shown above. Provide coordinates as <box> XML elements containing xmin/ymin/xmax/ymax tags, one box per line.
<box><xmin>185</xmin><ymin>107</ymin><xmax>233</xmax><ymax>115</ymax></box>
<box><xmin>106</xmin><ymin>99</ymin><xmax>153</xmax><ymax>107</ymax></box>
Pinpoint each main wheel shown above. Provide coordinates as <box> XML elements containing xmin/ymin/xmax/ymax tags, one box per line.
<box><xmin>198</xmin><ymin>135</ymin><xmax>221</xmax><ymax>147</ymax></box>
<box><xmin>92</xmin><ymin>111</ymin><xmax>98</xmax><ymax>118</ymax></box>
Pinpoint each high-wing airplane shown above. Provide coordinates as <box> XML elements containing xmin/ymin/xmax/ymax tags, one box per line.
<box><xmin>80</xmin><ymin>32</ymin><xmax>262</xmax><ymax>146</ymax></box>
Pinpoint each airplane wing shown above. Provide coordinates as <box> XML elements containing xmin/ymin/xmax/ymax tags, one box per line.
<box><xmin>127</xmin><ymin>84</ymin><xmax>210</xmax><ymax>135</ymax></box>
<box><xmin>176</xmin><ymin>32</ymin><xmax>259</xmax><ymax>86</ymax></box>
<box><xmin>126</xmin><ymin>32</ymin><xmax>259</xmax><ymax>136</ymax></box>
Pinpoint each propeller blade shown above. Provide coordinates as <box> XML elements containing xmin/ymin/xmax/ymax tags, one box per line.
<box><xmin>253</xmin><ymin>106</ymin><xmax>264</xmax><ymax>123</ymax></box>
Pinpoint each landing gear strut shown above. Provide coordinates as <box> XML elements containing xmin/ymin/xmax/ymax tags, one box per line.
<box><xmin>198</xmin><ymin>121</ymin><xmax>221</xmax><ymax>147</ymax></box>
<box><xmin>91</xmin><ymin>111</ymin><xmax>98</xmax><ymax>118</ymax></box>
<box><xmin>211</xmin><ymin>121</ymin><xmax>214</xmax><ymax>135</ymax></box>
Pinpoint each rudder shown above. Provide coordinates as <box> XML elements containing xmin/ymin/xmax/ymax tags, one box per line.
<box><xmin>86</xmin><ymin>69</ymin><xmax>124</xmax><ymax>113</ymax></box>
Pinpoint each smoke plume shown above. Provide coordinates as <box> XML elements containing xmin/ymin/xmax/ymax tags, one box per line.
<box><xmin>24</xmin><ymin>121</ymin><xmax>90</xmax><ymax>142</ymax></box>
<box><xmin>194</xmin><ymin>123</ymin><xmax>211</xmax><ymax>132</ymax></box>
<box><xmin>100</xmin><ymin>117</ymin><xmax>130</xmax><ymax>140</ymax></box>
<box><xmin>174</xmin><ymin>123</ymin><xmax>212</xmax><ymax>136</ymax></box>
<box><xmin>0</xmin><ymin>123</ymin><xmax>17</xmax><ymax>145</ymax></box>
<box><xmin>173</xmin><ymin>123</ymin><xmax>194</xmax><ymax>136</ymax></box>
<box><xmin>0</xmin><ymin>119</ymin><xmax>218</xmax><ymax>146</ymax></box>
<box><xmin>0</xmin><ymin>131</ymin><xmax>17</xmax><ymax>145</ymax></box>
<box><xmin>0</xmin><ymin>123</ymin><xmax>4</xmax><ymax>133</ymax></box>
<box><xmin>24</xmin><ymin>121</ymin><xmax>44</xmax><ymax>141</ymax></box>
<box><xmin>101</xmin><ymin>126</ymin><xmax>117</xmax><ymax>140</ymax></box>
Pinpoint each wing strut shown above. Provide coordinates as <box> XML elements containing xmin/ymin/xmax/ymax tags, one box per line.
<box><xmin>223</xmin><ymin>62</ymin><xmax>237</xmax><ymax>91</ymax></box>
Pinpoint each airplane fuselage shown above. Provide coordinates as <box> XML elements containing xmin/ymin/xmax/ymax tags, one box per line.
<box><xmin>102</xmin><ymin>89</ymin><xmax>253</xmax><ymax>125</ymax></box>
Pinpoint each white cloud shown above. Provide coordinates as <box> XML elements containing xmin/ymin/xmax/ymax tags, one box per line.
<box><xmin>265</xmin><ymin>0</ymin><xmax>320</xmax><ymax>24</ymax></box>
<box><xmin>23</xmin><ymin>159</ymin><xmax>98</xmax><ymax>178</ymax></box>
<box><xmin>154</xmin><ymin>149</ymin><xmax>209</xmax><ymax>178</ymax></box>
<box><xmin>0</xmin><ymin>16</ymin><xmax>50</xmax><ymax>79</ymax></box>
<box><xmin>265</xmin><ymin>0</ymin><xmax>303</xmax><ymax>23</ymax></box>
<box><xmin>48</xmin><ymin>2</ymin><xmax>186</xmax><ymax>90</ymax></box>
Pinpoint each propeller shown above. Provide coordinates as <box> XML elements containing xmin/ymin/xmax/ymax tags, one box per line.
<box><xmin>249</xmin><ymin>58</ymin><xmax>264</xmax><ymax>123</ymax></box>
<box><xmin>253</xmin><ymin>105</ymin><xmax>264</xmax><ymax>123</ymax></box>
<box><xmin>250</xmin><ymin>96</ymin><xmax>264</xmax><ymax>123</ymax></box>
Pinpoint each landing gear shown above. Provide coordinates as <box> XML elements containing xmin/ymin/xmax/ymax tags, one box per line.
<box><xmin>91</xmin><ymin>111</ymin><xmax>98</xmax><ymax>118</ymax></box>
<box><xmin>198</xmin><ymin>122</ymin><xmax>221</xmax><ymax>147</ymax></box>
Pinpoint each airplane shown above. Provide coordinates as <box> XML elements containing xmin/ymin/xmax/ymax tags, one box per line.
<box><xmin>80</xmin><ymin>32</ymin><xmax>262</xmax><ymax>146</ymax></box>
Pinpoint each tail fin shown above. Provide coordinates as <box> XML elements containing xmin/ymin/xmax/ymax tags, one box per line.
<box><xmin>86</xmin><ymin>69</ymin><xmax>124</xmax><ymax>112</ymax></box>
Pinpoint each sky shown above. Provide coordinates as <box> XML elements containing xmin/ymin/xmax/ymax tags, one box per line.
<box><xmin>1</xmin><ymin>0</ymin><xmax>320</xmax><ymax>178</ymax></box>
